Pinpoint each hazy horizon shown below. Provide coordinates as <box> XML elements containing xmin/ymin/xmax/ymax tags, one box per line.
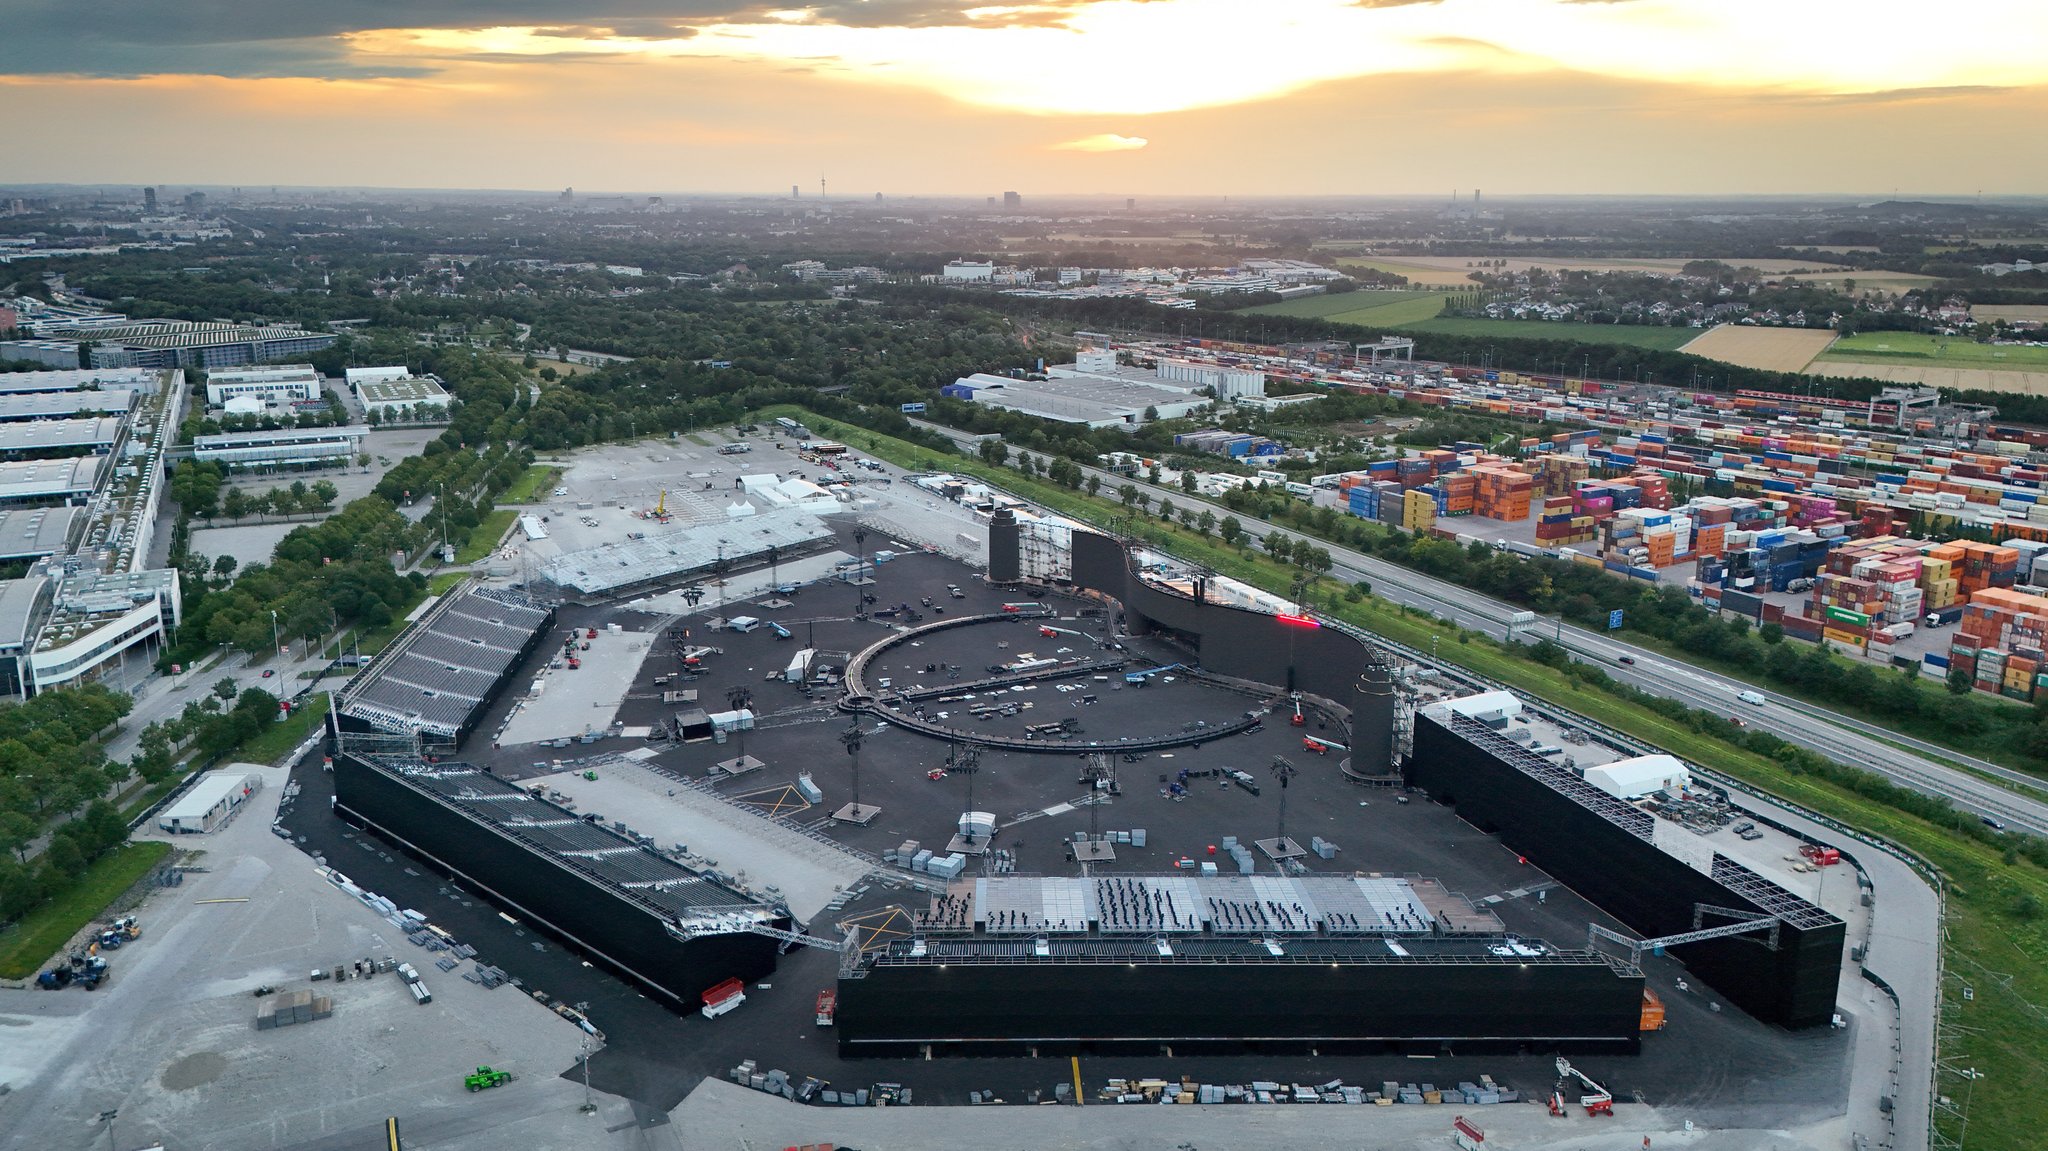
<box><xmin>6</xmin><ymin>0</ymin><xmax>2046</xmax><ymax>196</ymax></box>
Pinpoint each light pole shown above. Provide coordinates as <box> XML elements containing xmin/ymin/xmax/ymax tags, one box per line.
<box><xmin>270</xmin><ymin>610</ymin><xmax>281</xmax><ymax>659</ymax></box>
<box><xmin>97</xmin><ymin>1109</ymin><xmax>117</xmax><ymax>1150</ymax></box>
<box><xmin>1270</xmin><ymin>755</ymin><xmax>1297</xmax><ymax>852</ymax></box>
<box><xmin>578</xmin><ymin>1038</ymin><xmax>597</xmax><ymax>1113</ymax></box>
<box><xmin>851</xmin><ymin>528</ymin><xmax>867</xmax><ymax>621</ymax></box>
<box><xmin>726</xmin><ymin>685</ymin><xmax>753</xmax><ymax>765</ymax></box>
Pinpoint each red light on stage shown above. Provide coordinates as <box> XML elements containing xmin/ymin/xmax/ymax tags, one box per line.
<box><xmin>1275</xmin><ymin>613</ymin><xmax>1320</xmax><ymax>629</ymax></box>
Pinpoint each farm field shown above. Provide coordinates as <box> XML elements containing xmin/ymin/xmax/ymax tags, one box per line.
<box><xmin>1806</xmin><ymin>360</ymin><xmax>2048</xmax><ymax>397</ymax></box>
<box><xmin>1817</xmin><ymin>331</ymin><xmax>2048</xmax><ymax>370</ymax></box>
<box><xmin>1394</xmin><ymin>316</ymin><xmax>1702</xmax><ymax>350</ymax></box>
<box><xmin>1779</xmin><ymin>269</ymin><xmax>1942</xmax><ymax>292</ymax></box>
<box><xmin>1242</xmin><ymin>290</ymin><xmax>1451</xmax><ymax>327</ymax></box>
<box><xmin>1340</xmin><ymin>254</ymin><xmax>1844</xmax><ymax>282</ymax></box>
<box><xmin>1974</xmin><ymin>304</ymin><xmax>2048</xmax><ymax>324</ymax></box>
<box><xmin>1679</xmin><ymin>325</ymin><xmax>1839</xmax><ymax>372</ymax></box>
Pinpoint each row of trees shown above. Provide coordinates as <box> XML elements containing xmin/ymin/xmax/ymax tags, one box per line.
<box><xmin>0</xmin><ymin>684</ymin><xmax>132</xmax><ymax>861</ymax></box>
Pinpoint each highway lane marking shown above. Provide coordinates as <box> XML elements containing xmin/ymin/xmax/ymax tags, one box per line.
<box><xmin>193</xmin><ymin>898</ymin><xmax>249</xmax><ymax>904</ymax></box>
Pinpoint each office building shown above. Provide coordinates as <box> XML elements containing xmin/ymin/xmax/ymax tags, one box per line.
<box><xmin>346</xmin><ymin>367</ymin><xmax>451</xmax><ymax>420</ymax></box>
<box><xmin>204</xmin><ymin>364</ymin><xmax>323</xmax><ymax>406</ymax></box>
<box><xmin>192</xmin><ymin>425</ymin><xmax>369</xmax><ymax>472</ymax></box>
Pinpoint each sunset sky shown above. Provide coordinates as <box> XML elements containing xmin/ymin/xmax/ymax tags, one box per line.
<box><xmin>6</xmin><ymin>0</ymin><xmax>2046</xmax><ymax>195</ymax></box>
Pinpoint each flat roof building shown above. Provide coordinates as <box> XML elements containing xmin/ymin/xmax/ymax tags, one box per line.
<box><xmin>349</xmin><ymin>370</ymin><xmax>451</xmax><ymax>419</ymax></box>
<box><xmin>192</xmin><ymin>425</ymin><xmax>368</xmax><ymax>471</ymax></box>
<box><xmin>0</xmin><ymin>417</ymin><xmax>123</xmax><ymax>459</ymax></box>
<box><xmin>0</xmin><ymin>367</ymin><xmax>162</xmax><ymax>395</ymax></box>
<box><xmin>539</xmin><ymin>506</ymin><xmax>833</xmax><ymax>597</ymax></box>
<box><xmin>0</xmin><ymin>455</ymin><xmax>104</xmax><ymax>507</ymax></box>
<box><xmin>0</xmin><ymin>340</ymin><xmax>83</xmax><ymax>369</ymax></box>
<box><xmin>158</xmin><ymin>770</ymin><xmax>262</xmax><ymax>835</ymax></box>
<box><xmin>0</xmin><ymin>390</ymin><xmax>138</xmax><ymax>421</ymax></box>
<box><xmin>204</xmin><ymin>364</ymin><xmax>323</xmax><ymax>406</ymax></box>
<box><xmin>35</xmin><ymin>320</ymin><xmax>337</xmax><ymax>371</ymax></box>
<box><xmin>941</xmin><ymin>372</ymin><xmax>1209</xmax><ymax>429</ymax></box>
<box><xmin>26</xmin><ymin>568</ymin><xmax>182</xmax><ymax>695</ymax></box>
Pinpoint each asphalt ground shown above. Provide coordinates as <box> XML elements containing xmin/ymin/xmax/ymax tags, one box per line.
<box><xmin>281</xmin><ymin>528</ymin><xmax>1854</xmax><ymax>1129</ymax></box>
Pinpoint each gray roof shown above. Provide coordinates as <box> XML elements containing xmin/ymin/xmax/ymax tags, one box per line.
<box><xmin>0</xmin><ymin>576</ymin><xmax>51</xmax><ymax>649</ymax></box>
<box><xmin>541</xmin><ymin>507</ymin><xmax>833</xmax><ymax>595</ymax></box>
<box><xmin>0</xmin><ymin>455</ymin><xmax>103</xmax><ymax>501</ymax></box>
<box><xmin>0</xmin><ymin>417</ymin><xmax>122</xmax><ymax>454</ymax></box>
<box><xmin>0</xmin><ymin>391</ymin><xmax>137</xmax><ymax>421</ymax></box>
<box><xmin>0</xmin><ymin>506</ymin><xmax>81</xmax><ymax>559</ymax></box>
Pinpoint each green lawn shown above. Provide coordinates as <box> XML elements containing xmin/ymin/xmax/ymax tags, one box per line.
<box><xmin>1818</xmin><ymin>331</ymin><xmax>2048</xmax><ymax>370</ymax></box>
<box><xmin>0</xmin><ymin>842</ymin><xmax>172</xmax><ymax>980</ymax></box>
<box><xmin>779</xmin><ymin>403</ymin><xmax>2048</xmax><ymax>1149</ymax></box>
<box><xmin>498</xmin><ymin>465</ymin><xmax>562</xmax><ymax>504</ymax></box>
<box><xmin>238</xmin><ymin>693</ymin><xmax>330</xmax><ymax>766</ymax></box>
<box><xmin>453</xmin><ymin>509</ymin><xmax>517</xmax><ymax>565</ymax></box>
<box><xmin>1243</xmin><ymin>291</ymin><xmax>1451</xmax><ymax>327</ymax></box>
<box><xmin>1395</xmin><ymin>317</ymin><xmax>1703</xmax><ymax>350</ymax></box>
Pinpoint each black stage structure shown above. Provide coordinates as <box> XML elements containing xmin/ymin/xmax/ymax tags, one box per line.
<box><xmin>1408</xmin><ymin>712</ymin><xmax>1845</xmax><ymax>1029</ymax></box>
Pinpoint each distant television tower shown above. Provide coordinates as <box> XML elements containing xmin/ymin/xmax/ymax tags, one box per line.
<box><xmin>819</xmin><ymin>175</ymin><xmax>826</xmax><ymax>201</ymax></box>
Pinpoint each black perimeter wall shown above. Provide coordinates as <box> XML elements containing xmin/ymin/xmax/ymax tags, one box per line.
<box><xmin>1407</xmin><ymin>716</ymin><xmax>1845</xmax><ymax>1029</ymax></box>
<box><xmin>332</xmin><ymin>754</ymin><xmax>779</xmax><ymax>1010</ymax></box>
<box><xmin>838</xmin><ymin>955</ymin><xmax>1642</xmax><ymax>1057</ymax></box>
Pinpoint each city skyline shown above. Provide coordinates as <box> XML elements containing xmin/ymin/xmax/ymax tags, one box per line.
<box><xmin>4</xmin><ymin>0</ymin><xmax>2047</xmax><ymax>194</ymax></box>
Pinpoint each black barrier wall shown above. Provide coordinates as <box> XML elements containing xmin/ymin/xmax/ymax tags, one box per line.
<box><xmin>838</xmin><ymin>948</ymin><xmax>1643</xmax><ymax>1056</ymax></box>
<box><xmin>1025</xmin><ymin>527</ymin><xmax>1398</xmax><ymax>771</ymax></box>
<box><xmin>1408</xmin><ymin>714</ymin><xmax>1844</xmax><ymax>1028</ymax></box>
<box><xmin>333</xmin><ymin>755</ymin><xmax>779</xmax><ymax>1010</ymax></box>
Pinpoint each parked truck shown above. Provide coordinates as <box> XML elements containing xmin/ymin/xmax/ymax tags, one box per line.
<box><xmin>1923</xmin><ymin>605</ymin><xmax>1963</xmax><ymax>628</ymax></box>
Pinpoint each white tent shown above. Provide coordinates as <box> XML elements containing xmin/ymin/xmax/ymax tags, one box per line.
<box><xmin>1585</xmin><ymin>754</ymin><xmax>1690</xmax><ymax>800</ymax></box>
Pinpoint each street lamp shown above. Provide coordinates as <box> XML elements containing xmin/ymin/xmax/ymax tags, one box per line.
<box><xmin>1270</xmin><ymin>756</ymin><xmax>1298</xmax><ymax>855</ymax></box>
<box><xmin>270</xmin><ymin>610</ymin><xmax>281</xmax><ymax>659</ymax></box>
<box><xmin>97</xmin><ymin>1109</ymin><xmax>117</xmax><ymax>1150</ymax></box>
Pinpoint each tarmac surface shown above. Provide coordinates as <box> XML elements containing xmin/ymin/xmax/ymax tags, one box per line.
<box><xmin>284</xmin><ymin>527</ymin><xmax>1859</xmax><ymax>1140</ymax></box>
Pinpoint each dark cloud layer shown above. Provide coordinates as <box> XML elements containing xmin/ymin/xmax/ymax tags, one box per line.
<box><xmin>0</xmin><ymin>0</ymin><xmax>1029</xmax><ymax>77</ymax></box>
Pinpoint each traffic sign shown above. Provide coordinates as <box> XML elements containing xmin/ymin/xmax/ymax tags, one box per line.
<box><xmin>1608</xmin><ymin>609</ymin><xmax>1625</xmax><ymax>630</ymax></box>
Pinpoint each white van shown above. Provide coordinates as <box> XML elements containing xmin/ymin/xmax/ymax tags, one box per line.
<box><xmin>1736</xmin><ymin>690</ymin><xmax>1765</xmax><ymax>706</ymax></box>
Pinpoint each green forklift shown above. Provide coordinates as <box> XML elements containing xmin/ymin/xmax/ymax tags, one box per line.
<box><xmin>463</xmin><ymin>1066</ymin><xmax>515</xmax><ymax>1092</ymax></box>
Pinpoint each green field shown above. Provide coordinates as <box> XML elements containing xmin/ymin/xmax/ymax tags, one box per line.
<box><xmin>1818</xmin><ymin>331</ymin><xmax>2048</xmax><ymax>369</ymax></box>
<box><xmin>453</xmin><ymin>509</ymin><xmax>517</xmax><ymax>565</ymax></box>
<box><xmin>1242</xmin><ymin>290</ymin><xmax>1451</xmax><ymax>327</ymax></box>
<box><xmin>0</xmin><ymin>842</ymin><xmax>172</xmax><ymax>979</ymax></box>
<box><xmin>1395</xmin><ymin>317</ymin><xmax>1702</xmax><ymax>350</ymax></box>
<box><xmin>498</xmin><ymin>465</ymin><xmax>562</xmax><ymax>504</ymax></box>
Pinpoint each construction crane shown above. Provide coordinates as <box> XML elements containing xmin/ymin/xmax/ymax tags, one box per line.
<box><xmin>1550</xmin><ymin>1058</ymin><xmax>1613</xmax><ymax>1117</ymax></box>
<box><xmin>1037</xmin><ymin>624</ymin><xmax>1089</xmax><ymax>640</ymax></box>
<box><xmin>654</xmin><ymin>490</ymin><xmax>670</xmax><ymax>523</ymax></box>
<box><xmin>1288</xmin><ymin>692</ymin><xmax>1307</xmax><ymax>727</ymax></box>
<box><xmin>1301</xmin><ymin>734</ymin><xmax>1346</xmax><ymax>756</ymax></box>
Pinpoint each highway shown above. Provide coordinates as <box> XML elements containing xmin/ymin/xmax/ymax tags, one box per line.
<box><xmin>909</xmin><ymin>418</ymin><xmax>2048</xmax><ymax>836</ymax></box>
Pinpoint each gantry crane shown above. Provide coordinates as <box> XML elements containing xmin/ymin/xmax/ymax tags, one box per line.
<box><xmin>1550</xmin><ymin>1057</ymin><xmax>1613</xmax><ymax>1117</ymax></box>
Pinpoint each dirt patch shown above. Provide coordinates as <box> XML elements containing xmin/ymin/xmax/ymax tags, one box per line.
<box><xmin>1679</xmin><ymin>325</ymin><xmax>1838</xmax><ymax>372</ymax></box>
<box><xmin>161</xmin><ymin>1051</ymin><xmax>228</xmax><ymax>1091</ymax></box>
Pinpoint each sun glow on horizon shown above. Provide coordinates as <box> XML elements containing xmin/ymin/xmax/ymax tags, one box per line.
<box><xmin>352</xmin><ymin>0</ymin><xmax>2048</xmax><ymax>118</ymax></box>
